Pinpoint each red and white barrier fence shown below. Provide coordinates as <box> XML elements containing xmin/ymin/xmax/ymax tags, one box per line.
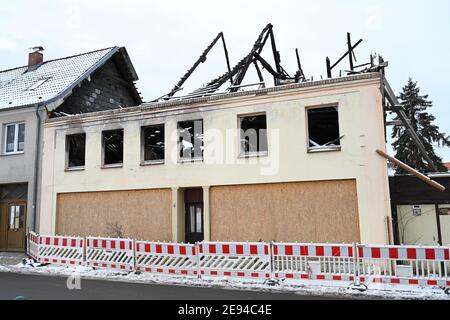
<box><xmin>272</xmin><ymin>243</ymin><xmax>356</xmax><ymax>283</ymax></box>
<box><xmin>135</xmin><ymin>241</ymin><xmax>198</xmax><ymax>277</ymax></box>
<box><xmin>25</xmin><ymin>231</ymin><xmax>450</xmax><ymax>290</ymax></box>
<box><xmin>38</xmin><ymin>234</ymin><xmax>84</xmax><ymax>266</ymax></box>
<box><xmin>27</xmin><ymin>231</ymin><xmax>40</xmax><ymax>261</ymax></box>
<box><xmin>85</xmin><ymin>237</ymin><xmax>134</xmax><ymax>272</ymax></box>
<box><xmin>198</xmin><ymin>242</ymin><xmax>271</xmax><ymax>279</ymax></box>
<box><xmin>357</xmin><ymin>244</ymin><xmax>450</xmax><ymax>287</ymax></box>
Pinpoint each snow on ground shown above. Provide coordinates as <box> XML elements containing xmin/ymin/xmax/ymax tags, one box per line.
<box><xmin>0</xmin><ymin>260</ymin><xmax>449</xmax><ymax>300</ymax></box>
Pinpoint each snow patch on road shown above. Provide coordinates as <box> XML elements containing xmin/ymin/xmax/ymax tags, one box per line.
<box><xmin>0</xmin><ymin>261</ymin><xmax>449</xmax><ymax>300</ymax></box>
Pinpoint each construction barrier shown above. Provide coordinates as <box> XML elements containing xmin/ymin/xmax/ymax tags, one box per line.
<box><xmin>38</xmin><ymin>234</ymin><xmax>84</xmax><ymax>266</ymax></box>
<box><xmin>135</xmin><ymin>241</ymin><xmax>198</xmax><ymax>277</ymax></box>
<box><xmin>85</xmin><ymin>237</ymin><xmax>134</xmax><ymax>272</ymax></box>
<box><xmin>357</xmin><ymin>244</ymin><xmax>450</xmax><ymax>287</ymax></box>
<box><xmin>25</xmin><ymin>231</ymin><xmax>450</xmax><ymax>290</ymax></box>
<box><xmin>272</xmin><ymin>243</ymin><xmax>356</xmax><ymax>283</ymax></box>
<box><xmin>27</xmin><ymin>231</ymin><xmax>40</xmax><ymax>262</ymax></box>
<box><xmin>198</xmin><ymin>242</ymin><xmax>271</xmax><ymax>279</ymax></box>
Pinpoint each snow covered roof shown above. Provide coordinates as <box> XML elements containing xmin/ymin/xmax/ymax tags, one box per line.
<box><xmin>0</xmin><ymin>47</ymin><xmax>139</xmax><ymax>111</ymax></box>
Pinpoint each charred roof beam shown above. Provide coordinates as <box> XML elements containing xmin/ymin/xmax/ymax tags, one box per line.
<box><xmin>163</xmin><ymin>32</ymin><xmax>232</xmax><ymax>99</ymax></box>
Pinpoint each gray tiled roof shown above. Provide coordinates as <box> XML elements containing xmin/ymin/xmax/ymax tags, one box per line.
<box><xmin>0</xmin><ymin>47</ymin><xmax>121</xmax><ymax>111</ymax></box>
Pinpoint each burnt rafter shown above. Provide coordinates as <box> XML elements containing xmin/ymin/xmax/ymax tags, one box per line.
<box><xmin>160</xmin><ymin>32</ymin><xmax>233</xmax><ymax>100</ymax></box>
<box><xmin>326</xmin><ymin>32</ymin><xmax>363</xmax><ymax>78</ymax></box>
<box><xmin>383</xmin><ymin>77</ymin><xmax>438</xmax><ymax>172</ymax></box>
<box><xmin>211</xmin><ymin>23</ymin><xmax>294</xmax><ymax>94</ymax></box>
<box><xmin>158</xmin><ymin>23</ymin><xmax>304</xmax><ymax>101</ymax></box>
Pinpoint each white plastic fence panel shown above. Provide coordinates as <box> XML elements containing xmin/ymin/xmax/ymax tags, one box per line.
<box><xmin>135</xmin><ymin>241</ymin><xmax>198</xmax><ymax>277</ymax></box>
<box><xmin>27</xmin><ymin>231</ymin><xmax>40</xmax><ymax>262</ymax></box>
<box><xmin>357</xmin><ymin>244</ymin><xmax>450</xmax><ymax>287</ymax></box>
<box><xmin>199</xmin><ymin>242</ymin><xmax>271</xmax><ymax>279</ymax></box>
<box><xmin>86</xmin><ymin>237</ymin><xmax>134</xmax><ymax>272</ymax></box>
<box><xmin>38</xmin><ymin>234</ymin><xmax>84</xmax><ymax>266</ymax></box>
<box><xmin>272</xmin><ymin>243</ymin><xmax>356</xmax><ymax>283</ymax></box>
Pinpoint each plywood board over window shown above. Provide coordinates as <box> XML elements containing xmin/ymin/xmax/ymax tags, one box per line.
<box><xmin>210</xmin><ymin>180</ymin><xmax>360</xmax><ymax>243</ymax></box>
<box><xmin>56</xmin><ymin>189</ymin><xmax>172</xmax><ymax>241</ymax></box>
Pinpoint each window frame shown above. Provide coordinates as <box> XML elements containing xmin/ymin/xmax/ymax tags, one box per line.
<box><xmin>140</xmin><ymin>124</ymin><xmax>165</xmax><ymax>166</ymax></box>
<box><xmin>305</xmin><ymin>104</ymin><xmax>342</xmax><ymax>153</ymax></box>
<box><xmin>8</xmin><ymin>204</ymin><xmax>25</xmax><ymax>231</ymax></box>
<box><xmin>3</xmin><ymin>122</ymin><xmax>25</xmax><ymax>155</ymax></box>
<box><xmin>65</xmin><ymin>132</ymin><xmax>86</xmax><ymax>171</ymax></box>
<box><xmin>238</xmin><ymin>112</ymin><xmax>269</xmax><ymax>158</ymax></box>
<box><xmin>101</xmin><ymin>128</ymin><xmax>124</xmax><ymax>168</ymax></box>
<box><xmin>177</xmin><ymin>119</ymin><xmax>204</xmax><ymax>163</ymax></box>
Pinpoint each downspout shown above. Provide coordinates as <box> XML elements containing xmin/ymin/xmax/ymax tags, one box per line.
<box><xmin>32</xmin><ymin>102</ymin><xmax>44</xmax><ymax>231</ymax></box>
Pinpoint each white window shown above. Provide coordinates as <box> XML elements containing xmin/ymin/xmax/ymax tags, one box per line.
<box><xmin>4</xmin><ymin>122</ymin><xmax>25</xmax><ymax>154</ymax></box>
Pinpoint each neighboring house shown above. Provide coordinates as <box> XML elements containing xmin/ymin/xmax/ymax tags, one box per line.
<box><xmin>445</xmin><ymin>163</ymin><xmax>450</xmax><ymax>171</ymax></box>
<box><xmin>390</xmin><ymin>174</ymin><xmax>450</xmax><ymax>246</ymax></box>
<box><xmin>39</xmin><ymin>73</ymin><xmax>393</xmax><ymax>245</ymax></box>
<box><xmin>0</xmin><ymin>47</ymin><xmax>142</xmax><ymax>251</ymax></box>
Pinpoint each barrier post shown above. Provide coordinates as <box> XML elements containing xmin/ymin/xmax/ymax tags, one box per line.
<box><xmin>132</xmin><ymin>239</ymin><xmax>136</xmax><ymax>272</ymax></box>
<box><xmin>269</xmin><ymin>241</ymin><xmax>275</xmax><ymax>281</ymax></box>
<box><xmin>353</xmin><ymin>243</ymin><xmax>360</xmax><ymax>285</ymax></box>
<box><xmin>196</xmin><ymin>242</ymin><xmax>202</xmax><ymax>279</ymax></box>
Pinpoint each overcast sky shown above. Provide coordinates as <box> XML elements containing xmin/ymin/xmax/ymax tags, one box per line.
<box><xmin>1</xmin><ymin>0</ymin><xmax>449</xmax><ymax>161</ymax></box>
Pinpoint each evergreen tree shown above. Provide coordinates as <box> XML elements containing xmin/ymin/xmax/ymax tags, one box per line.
<box><xmin>391</xmin><ymin>78</ymin><xmax>450</xmax><ymax>173</ymax></box>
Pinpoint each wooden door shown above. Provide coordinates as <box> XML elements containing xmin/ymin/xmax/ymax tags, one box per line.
<box><xmin>0</xmin><ymin>204</ymin><xmax>7</xmax><ymax>250</ymax></box>
<box><xmin>0</xmin><ymin>202</ymin><xmax>26</xmax><ymax>251</ymax></box>
<box><xmin>185</xmin><ymin>203</ymin><xmax>204</xmax><ymax>244</ymax></box>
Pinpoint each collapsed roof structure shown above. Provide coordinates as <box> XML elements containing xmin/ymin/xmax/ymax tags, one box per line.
<box><xmin>156</xmin><ymin>23</ymin><xmax>440</xmax><ymax>175</ymax></box>
<box><xmin>153</xmin><ymin>23</ymin><xmax>437</xmax><ymax>188</ymax></box>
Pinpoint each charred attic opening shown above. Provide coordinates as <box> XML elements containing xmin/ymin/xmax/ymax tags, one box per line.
<box><xmin>102</xmin><ymin>129</ymin><xmax>124</xmax><ymax>166</ymax></box>
<box><xmin>178</xmin><ymin>120</ymin><xmax>204</xmax><ymax>161</ymax></box>
<box><xmin>66</xmin><ymin>133</ymin><xmax>86</xmax><ymax>168</ymax></box>
<box><xmin>142</xmin><ymin>124</ymin><xmax>165</xmax><ymax>163</ymax></box>
<box><xmin>239</xmin><ymin>114</ymin><xmax>268</xmax><ymax>155</ymax></box>
<box><xmin>307</xmin><ymin>106</ymin><xmax>341</xmax><ymax>151</ymax></box>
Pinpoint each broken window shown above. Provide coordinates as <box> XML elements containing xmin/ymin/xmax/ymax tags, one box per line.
<box><xmin>307</xmin><ymin>106</ymin><xmax>341</xmax><ymax>151</ymax></box>
<box><xmin>178</xmin><ymin>120</ymin><xmax>203</xmax><ymax>161</ymax></box>
<box><xmin>66</xmin><ymin>133</ymin><xmax>86</xmax><ymax>168</ymax></box>
<box><xmin>142</xmin><ymin>124</ymin><xmax>165</xmax><ymax>163</ymax></box>
<box><xmin>239</xmin><ymin>114</ymin><xmax>268</xmax><ymax>156</ymax></box>
<box><xmin>4</xmin><ymin>122</ymin><xmax>25</xmax><ymax>154</ymax></box>
<box><xmin>102</xmin><ymin>129</ymin><xmax>124</xmax><ymax>166</ymax></box>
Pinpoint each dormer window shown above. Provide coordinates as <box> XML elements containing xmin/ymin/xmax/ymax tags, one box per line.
<box><xmin>25</xmin><ymin>77</ymin><xmax>52</xmax><ymax>91</ymax></box>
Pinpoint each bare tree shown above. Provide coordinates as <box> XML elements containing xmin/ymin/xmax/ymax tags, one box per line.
<box><xmin>106</xmin><ymin>222</ymin><xmax>125</xmax><ymax>238</ymax></box>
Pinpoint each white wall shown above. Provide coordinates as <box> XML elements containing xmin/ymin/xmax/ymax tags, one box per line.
<box><xmin>39</xmin><ymin>75</ymin><xmax>392</xmax><ymax>244</ymax></box>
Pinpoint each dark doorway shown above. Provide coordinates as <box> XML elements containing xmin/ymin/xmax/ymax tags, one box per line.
<box><xmin>184</xmin><ymin>188</ymin><xmax>204</xmax><ymax>243</ymax></box>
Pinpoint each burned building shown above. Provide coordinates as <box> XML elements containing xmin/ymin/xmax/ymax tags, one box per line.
<box><xmin>37</xmin><ymin>25</ymin><xmax>444</xmax><ymax>245</ymax></box>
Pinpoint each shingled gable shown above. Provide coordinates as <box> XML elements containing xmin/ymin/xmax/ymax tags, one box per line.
<box><xmin>0</xmin><ymin>46</ymin><xmax>142</xmax><ymax>114</ymax></box>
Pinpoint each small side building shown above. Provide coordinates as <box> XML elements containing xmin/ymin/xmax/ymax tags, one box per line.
<box><xmin>390</xmin><ymin>174</ymin><xmax>450</xmax><ymax>246</ymax></box>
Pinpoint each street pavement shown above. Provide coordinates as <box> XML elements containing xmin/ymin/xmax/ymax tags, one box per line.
<box><xmin>0</xmin><ymin>272</ymin><xmax>343</xmax><ymax>300</ymax></box>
